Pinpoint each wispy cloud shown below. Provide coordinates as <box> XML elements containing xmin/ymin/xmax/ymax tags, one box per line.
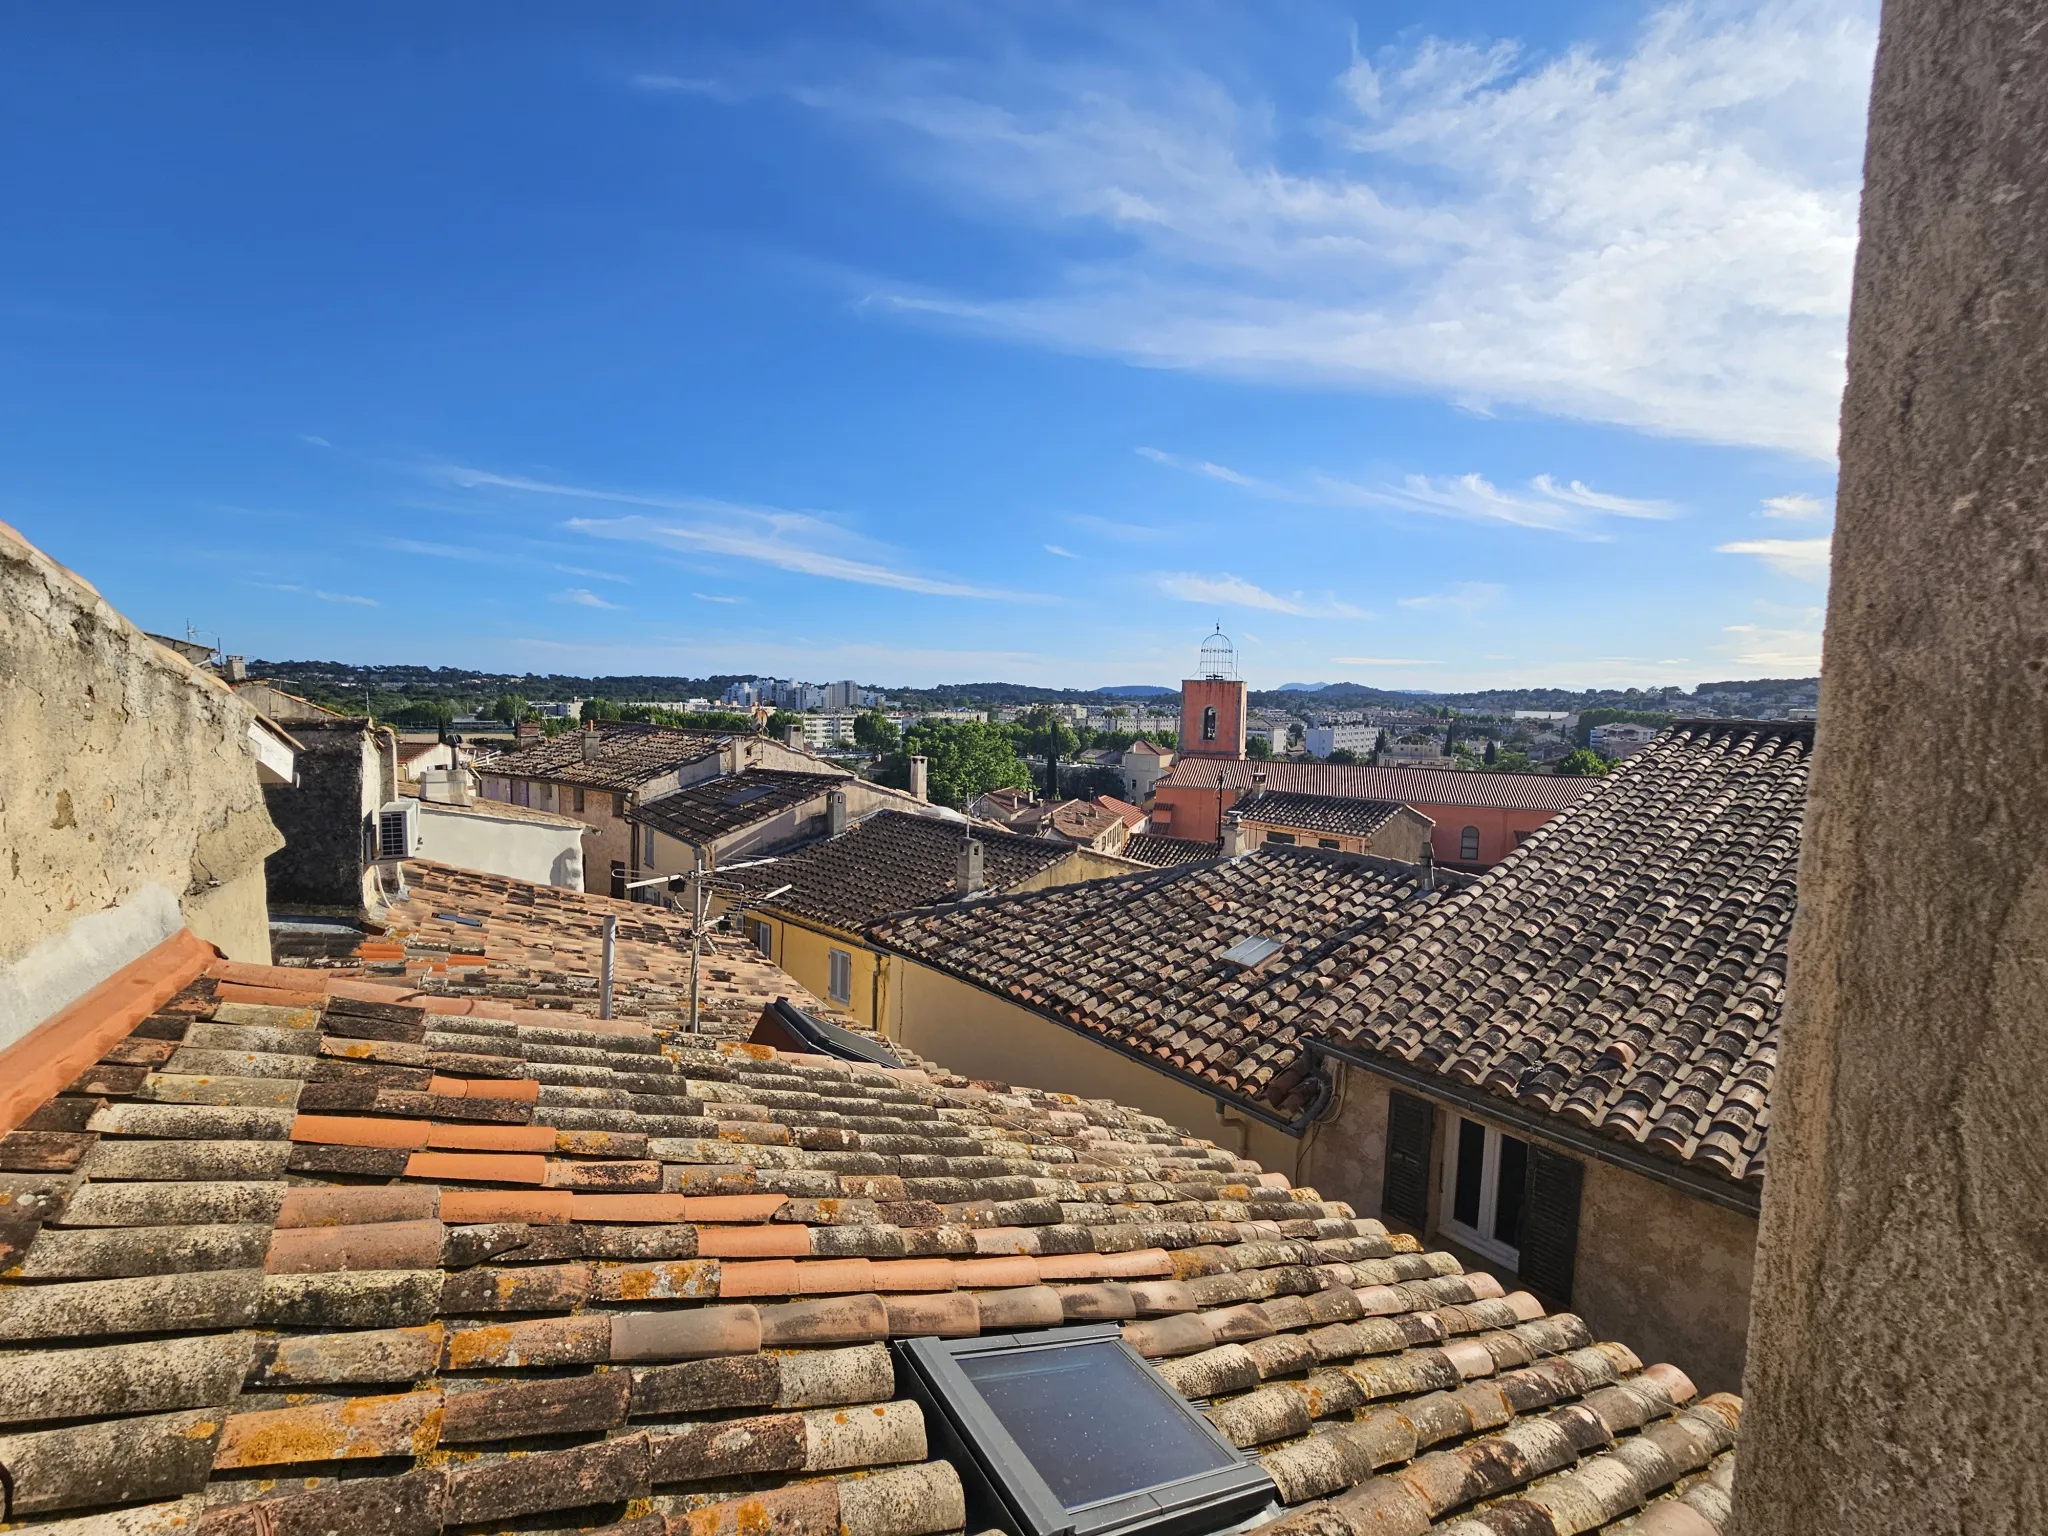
<box><xmin>251</xmin><ymin>581</ymin><xmax>378</xmax><ymax>607</ymax></box>
<box><xmin>1043</xmin><ymin>543</ymin><xmax>1077</xmax><ymax>558</ymax></box>
<box><xmin>1156</xmin><ymin>571</ymin><xmax>1366</xmax><ymax>618</ymax></box>
<box><xmin>1139</xmin><ymin>449</ymin><xmax>1671</xmax><ymax>537</ymax></box>
<box><xmin>438</xmin><ymin>466</ymin><xmax>1040</xmax><ymax>601</ymax></box>
<box><xmin>1717</xmin><ymin>535</ymin><xmax>1832</xmax><ymax>579</ymax></box>
<box><xmin>1762</xmin><ymin>492</ymin><xmax>1834</xmax><ymax>520</ymax></box>
<box><xmin>295</xmin><ymin>433</ymin><xmax>331</xmax><ymax>449</ymax></box>
<box><xmin>693</xmin><ymin>592</ymin><xmax>745</xmax><ymax>604</ymax></box>
<box><xmin>1399</xmin><ymin>581</ymin><xmax>1505</xmax><ymax>613</ymax></box>
<box><xmin>1722</xmin><ymin>623</ymin><xmax>1823</xmax><ymax>670</ymax></box>
<box><xmin>552</xmin><ymin>562</ymin><xmax>631</xmax><ymax>584</ymax></box>
<box><xmin>1331</xmin><ymin>655</ymin><xmax>1439</xmax><ymax>666</ymax></box>
<box><xmin>795</xmin><ymin>2</ymin><xmax>1875</xmax><ymax>458</ymax></box>
<box><xmin>384</xmin><ymin>537</ymin><xmax>493</xmax><ymax>562</ymax></box>
<box><xmin>1067</xmin><ymin>512</ymin><xmax>1171</xmax><ymax>544</ymax></box>
<box><xmin>552</xmin><ymin>587</ymin><xmax>625</xmax><ymax>610</ymax></box>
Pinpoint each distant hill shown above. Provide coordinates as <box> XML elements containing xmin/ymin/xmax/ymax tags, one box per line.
<box><xmin>1097</xmin><ymin>684</ymin><xmax>1174</xmax><ymax>697</ymax></box>
<box><xmin>1275</xmin><ymin>682</ymin><xmax>1332</xmax><ymax>693</ymax></box>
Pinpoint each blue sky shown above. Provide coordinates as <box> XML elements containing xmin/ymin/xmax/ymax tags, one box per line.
<box><xmin>0</xmin><ymin>1</ymin><xmax>1874</xmax><ymax>691</ymax></box>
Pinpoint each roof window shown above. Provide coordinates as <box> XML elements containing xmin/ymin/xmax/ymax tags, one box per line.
<box><xmin>894</xmin><ymin>1325</ymin><xmax>1273</xmax><ymax>1536</ymax></box>
<box><xmin>1217</xmin><ymin>934</ymin><xmax>1283</xmax><ymax>969</ymax></box>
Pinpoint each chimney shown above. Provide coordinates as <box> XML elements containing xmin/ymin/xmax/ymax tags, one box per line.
<box><xmin>1418</xmin><ymin>840</ymin><xmax>1436</xmax><ymax>894</ymax></box>
<box><xmin>827</xmin><ymin>787</ymin><xmax>849</xmax><ymax>837</ymax></box>
<box><xmin>784</xmin><ymin>721</ymin><xmax>804</xmax><ymax>750</ymax></box>
<box><xmin>1221</xmin><ymin>812</ymin><xmax>1248</xmax><ymax>858</ymax></box>
<box><xmin>224</xmin><ymin>655</ymin><xmax>247</xmax><ymax>683</ymax></box>
<box><xmin>581</xmin><ymin>723</ymin><xmax>602</xmax><ymax>762</ymax></box>
<box><xmin>1252</xmin><ymin>768</ymin><xmax>1268</xmax><ymax>791</ymax></box>
<box><xmin>956</xmin><ymin>837</ymin><xmax>985</xmax><ymax>897</ymax></box>
<box><xmin>909</xmin><ymin>755</ymin><xmax>929</xmax><ymax>802</ymax></box>
<box><xmin>419</xmin><ymin>767</ymin><xmax>475</xmax><ymax>806</ymax></box>
<box><xmin>515</xmin><ymin>719</ymin><xmax>542</xmax><ymax>745</ymax></box>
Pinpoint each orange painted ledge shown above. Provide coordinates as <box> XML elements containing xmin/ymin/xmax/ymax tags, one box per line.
<box><xmin>0</xmin><ymin>928</ymin><xmax>216</xmax><ymax>1136</ymax></box>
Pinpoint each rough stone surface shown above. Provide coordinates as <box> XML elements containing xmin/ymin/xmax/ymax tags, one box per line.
<box><xmin>1729</xmin><ymin>5</ymin><xmax>2048</xmax><ymax>1533</ymax></box>
<box><xmin>0</xmin><ymin>1334</ymin><xmax>255</xmax><ymax>1425</ymax></box>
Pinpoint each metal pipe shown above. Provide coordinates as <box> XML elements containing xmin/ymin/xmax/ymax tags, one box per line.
<box><xmin>600</xmin><ymin>913</ymin><xmax>616</xmax><ymax>1019</ymax></box>
<box><xmin>687</xmin><ymin>857</ymin><xmax>704</xmax><ymax>1035</ymax></box>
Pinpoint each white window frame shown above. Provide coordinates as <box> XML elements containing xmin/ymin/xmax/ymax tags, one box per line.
<box><xmin>828</xmin><ymin>947</ymin><xmax>853</xmax><ymax>1005</ymax></box>
<box><xmin>749</xmin><ymin>919</ymin><xmax>774</xmax><ymax>959</ymax></box>
<box><xmin>1439</xmin><ymin>1115</ymin><xmax>1526</xmax><ymax>1268</ymax></box>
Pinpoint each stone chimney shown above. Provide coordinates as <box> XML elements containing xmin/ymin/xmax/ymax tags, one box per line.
<box><xmin>581</xmin><ymin>723</ymin><xmax>602</xmax><ymax>762</ymax></box>
<box><xmin>784</xmin><ymin>722</ymin><xmax>804</xmax><ymax>750</ymax></box>
<box><xmin>956</xmin><ymin>837</ymin><xmax>985</xmax><ymax>897</ymax></box>
<box><xmin>514</xmin><ymin>719</ymin><xmax>542</xmax><ymax>745</ymax></box>
<box><xmin>908</xmin><ymin>755</ymin><xmax>929</xmax><ymax>802</ymax></box>
<box><xmin>1251</xmin><ymin>768</ymin><xmax>1268</xmax><ymax>791</ymax></box>
<box><xmin>223</xmin><ymin>655</ymin><xmax>247</xmax><ymax>683</ymax></box>
<box><xmin>827</xmin><ymin>787</ymin><xmax>849</xmax><ymax>837</ymax></box>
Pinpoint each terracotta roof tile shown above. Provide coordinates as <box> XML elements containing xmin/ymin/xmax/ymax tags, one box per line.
<box><xmin>1124</xmin><ymin>832</ymin><xmax>1224</xmax><ymax>868</ymax></box>
<box><xmin>0</xmin><ymin>871</ymin><xmax>1740</xmax><ymax>1534</ymax></box>
<box><xmin>485</xmin><ymin>722</ymin><xmax>730</xmax><ymax>792</ymax></box>
<box><xmin>1232</xmin><ymin>790</ymin><xmax>1408</xmax><ymax>838</ymax></box>
<box><xmin>626</xmin><ymin>768</ymin><xmax>849</xmax><ymax>843</ymax></box>
<box><xmin>1162</xmin><ymin>759</ymin><xmax>1599</xmax><ymax>813</ymax></box>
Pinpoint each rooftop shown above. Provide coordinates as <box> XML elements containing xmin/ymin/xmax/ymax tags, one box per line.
<box><xmin>486</xmin><ymin>724</ymin><xmax>732</xmax><ymax>792</ymax></box>
<box><xmin>398</xmin><ymin>785</ymin><xmax>586</xmax><ymax>830</ymax></box>
<box><xmin>0</xmin><ymin>921</ymin><xmax>1739</xmax><ymax>1536</ymax></box>
<box><xmin>1124</xmin><ymin>833</ymin><xmax>1225</xmax><ymax>869</ymax></box>
<box><xmin>1231</xmin><ymin>791</ymin><xmax>1409</xmax><ymax>839</ymax></box>
<box><xmin>1315</xmin><ymin>721</ymin><xmax>1806</xmax><ymax>1190</ymax></box>
<box><xmin>720</xmin><ymin>810</ymin><xmax>1077</xmax><ymax>933</ymax></box>
<box><xmin>625</xmin><ymin>769</ymin><xmax>850</xmax><ymax>846</ymax></box>
<box><xmin>1162</xmin><ymin>760</ymin><xmax>1598</xmax><ymax>814</ymax></box>
<box><xmin>872</xmin><ymin>848</ymin><xmax>1472</xmax><ymax>1112</ymax></box>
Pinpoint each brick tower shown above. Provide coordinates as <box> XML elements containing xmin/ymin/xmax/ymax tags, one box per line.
<box><xmin>1179</xmin><ymin>628</ymin><xmax>1247</xmax><ymax>761</ymax></box>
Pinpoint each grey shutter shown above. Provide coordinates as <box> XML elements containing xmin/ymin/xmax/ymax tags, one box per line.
<box><xmin>1517</xmin><ymin>1147</ymin><xmax>1584</xmax><ymax>1303</ymax></box>
<box><xmin>1381</xmin><ymin>1091</ymin><xmax>1434</xmax><ymax>1229</ymax></box>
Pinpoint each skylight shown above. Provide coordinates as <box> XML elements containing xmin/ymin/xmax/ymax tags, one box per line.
<box><xmin>1217</xmin><ymin>934</ymin><xmax>1282</xmax><ymax>969</ymax></box>
<box><xmin>894</xmin><ymin>1325</ymin><xmax>1274</xmax><ymax>1536</ymax></box>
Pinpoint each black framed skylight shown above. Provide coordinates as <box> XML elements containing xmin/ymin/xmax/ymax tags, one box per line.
<box><xmin>894</xmin><ymin>1325</ymin><xmax>1275</xmax><ymax>1536</ymax></box>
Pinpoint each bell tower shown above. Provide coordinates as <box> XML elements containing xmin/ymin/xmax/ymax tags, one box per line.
<box><xmin>1179</xmin><ymin>628</ymin><xmax>1247</xmax><ymax>761</ymax></box>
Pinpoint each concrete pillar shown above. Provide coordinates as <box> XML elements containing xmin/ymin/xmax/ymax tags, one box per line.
<box><xmin>1729</xmin><ymin>5</ymin><xmax>2048</xmax><ymax>1531</ymax></box>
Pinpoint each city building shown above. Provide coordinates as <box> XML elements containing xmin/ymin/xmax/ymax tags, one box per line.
<box><xmin>1227</xmin><ymin>788</ymin><xmax>1433</xmax><ymax>861</ymax></box>
<box><xmin>1151</xmin><ymin>759</ymin><xmax>1596</xmax><ymax>864</ymax></box>
<box><xmin>1304</xmin><ymin>721</ymin><xmax>1380</xmax><ymax>759</ymax></box>
<box><xmin>402</xmin><ymin>768</ymin><xmax>586</xmax><ymax>889</ymax></box>
<box><xmin>1119</xmin><ymin>737</ymin><xmax>1176</xmax><ymax>802</ymax></box>
<box><xmin>1591</xmin><ymin>722</ymin><xmax>1661</xmax><ymax>759</ymax></box>
<box><xmin>1180</xmin><ymin>629</ymin><xmax>1248</xmax><ymax>761</ymax></box>
<box><xmin>629</xmin><ymin>768</ymin><xmax>940</xmax><ymax>881</ymax></box>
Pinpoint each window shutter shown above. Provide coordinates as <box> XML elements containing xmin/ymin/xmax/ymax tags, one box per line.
<box><xmin>1517</xmin><ymin>1147</ymin><xmax>1584</xmax><ymax>1303</ymax></box>
<box><xmin>1381</xmin><ymin>1091</ymin><xmax>1434</xmax><ymax>1229</ymax></box>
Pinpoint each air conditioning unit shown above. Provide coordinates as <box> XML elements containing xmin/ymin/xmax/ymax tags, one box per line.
<box><xmin>377</xmin><ymin>800</ymin><xmax>421</xmax><ymax>861</ymax></box>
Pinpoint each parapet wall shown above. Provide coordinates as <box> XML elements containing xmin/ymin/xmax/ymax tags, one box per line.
<box><xmin>0</xmin><ymin>521</ymin><xmax>282</xmax><ymax>1051</ymax></box>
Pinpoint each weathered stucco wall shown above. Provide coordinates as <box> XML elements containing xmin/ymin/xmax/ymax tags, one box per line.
<box><xmin>0</xmin><ymin>521</ymin><xmax>280</xmax><ymax>1050</ymax></box>
<box><xmin>415</xmin><ymin>804</ymin><xmax>584</xmax><ymax>890</ymax></box>
<box><xmin>1306</xmin><ymin>1061</ymin><xmax>1755</xmax><ymax>1395</ymax></box>
<box><xmin>1575</xmin><ymin>1158</ymin><xmax>1754</xmax><ymax>1398</ymax></box>
<box><xmin>1730</xmin><ymin>4</ymin><xmax>2048</xmax><ymax>1530</ymax></box>
<box><xmin>883</xmin><ymin>958</ymin><xmax>1302</xmax><ymax>1177</ymax></box>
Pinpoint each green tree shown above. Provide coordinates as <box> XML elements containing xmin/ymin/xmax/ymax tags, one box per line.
<box><xmin>581</xmin><ymin>697</ymin><xmax>623</xmax><ymax>723</ymax></box>
<box><xmin>1484</xmin><ymin>738</ymin><xmax>1498</xmax><ymax>765</ymax></box>
<box><xmin>1374</xmin><ymin>728</ymin><xmax>1390</xmax><ymax>760</ymax></box>
<box><xmin>1574</xmin><ymin>707</ymin><xmax>1671</xmax><ymax>747</ymax></box>
<box><xmin>1555</xmin><ymin>748</ymin><xmax>1611</xmax><ymax>777</ymax></box>
<box><xmin>1326</xmin><ymin>748</ymin><xmax>1361</xmax><ymax>765</ymax></box>
<box><xmin>1246</xmin><ymin>734</ymin><xmax>1273</xmax><ymax>761</ymax></box>
<box><xmin>1017</xmin><ymin>705</ymin><xmax>1080</xmax><ymax>798</ymax></box>
<box><xmin>884</xmin><ymin>720</ymin><xmax>1033</xmax><ymax>808</ymax></box>
<box><xmin>490</xmin><ymin>693</ymin><xmax>530</xmax><ymax>726</ymax></box>
<box><xmin>1488</xmin><ymin>750</ymin><xmax>1534</xmax><ymax>773</ymax></box>
<box><xmin>764</xmin><ymin>709</ymin><xmax>805</xmax><ymax>741</ymax></box>
<box><xmin>391</xmin><ymin>700</ymin><xmax>454</xmax><ymax>735</ymax></box>
<box><xmin>853</xmin><ymin>709</ymin><xmax>899</xmax><ymax>754</ymax></box>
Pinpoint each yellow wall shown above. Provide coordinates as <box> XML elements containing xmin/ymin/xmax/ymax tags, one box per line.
<box><xmin>882</xmin><ymin>956</ymin><xmax>1302</xmax><ymax>1174</ymax></box>
<box><xmin>712</xmin><ymin>905</ymin><xmax>886</xmax><ymax>1027</ymax></box>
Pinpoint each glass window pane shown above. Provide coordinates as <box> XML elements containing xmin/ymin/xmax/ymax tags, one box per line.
<box><xmin>1453</xmin><ymin>1119</ymin><xmax>1485</xmax><ymax>1228</ymax></box>
<box><xmin>1493</xmin><ymin>1134</ymin><xmax>1529</xmax><ymax>1249</ymax></box>
<box><xmin>958</xmin><ymin>1339</ymin><xmax>1235</xmax><ymax>1508</ymax></box>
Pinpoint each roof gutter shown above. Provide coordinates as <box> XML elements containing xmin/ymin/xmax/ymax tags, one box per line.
<box><xmin>1308</xmin><ymin>1038</ymin><xmax>1761</xmax><ymax>1217</ymax></box>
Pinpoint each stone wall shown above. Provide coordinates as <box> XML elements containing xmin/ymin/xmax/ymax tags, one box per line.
<box><xmin>0</xmin><ymin>521</ymin><xmax>281</xmax><ymax>1051</ymax></box>
<box><xmin>262</xmin><ymin>719</ymin><xmax>380</xmax><ymax>913</ymax></box>
<box><xmin>1729</xmin><ymin>2</ymin><xmax>2048</xmax><ymax>1528</ymax></box>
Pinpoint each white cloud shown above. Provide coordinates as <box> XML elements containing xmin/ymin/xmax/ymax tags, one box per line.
<box><xmin>811</xmin><ymin>1</ymin><xmax>1874</xmax><ymax>458</ymax></box>
<box><xmin>1331</xmin><ymin>656</ymin><xmax>1439</xmax><ymax>666</ymax></box>
<box><xmin>1722</xmin><ymin>622</ymin><xmax>1822</xmax><ymax>670</ymax></box>
<box><xmin>1400</xmin><ymin>582</ymin><xmax>1505</xmax><ymax>613</ymax></box>
<box><xmin>251</xmin><ymin>581</ymin><xmax>377</xmax><ymax>607</ymax></box>
<box><xmin>1139</xmin><ymin>448</ymin><xmax>1671</xmax><ymax>537</ymax></box>
<box><xmin>552</xmin><ymin>588</ymin><xmax>625</xmax><ymax>610</ymax></box>
<box><xmin>1717</xmin><ymin>535</ymin><xmax>1832</xmax><ymax>578</ymax></box>
<box><xmin>552</xmin><ymin>562</ymin><xmax>631</xmax><ymax>583</ymax></box>
<box><xmin>693</xmin><ymin>592</ymin><xmax>745</xmax><ymax>604</ymax></box>
<box><xmin>437</xmin><ymin>466</ymin><xmax>1041</xmax><ymax>601</ymax></box>
<box><xmin>1762</xmin><ymin>492</ymin><xmax>1833</xmax><ymax>519</ymax></box>
<box><xmin>385</xmin><ymin>537</ymin><xmax>493</xmax><ymax>562</ymax></box>
<box><xmin>1043</xmin><ymin>543</ymin><xmax>1077</xmax><ymax>558</ymax></box>
<box><xmin>1156</xmin><ymin>571</ymin><xmax>1367</xmax><ymax>617</ymax></box>
<box><xmin>295</xmin><ymin>433</ymin><xmax>331</xmax><ymax>448</ymax></box>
